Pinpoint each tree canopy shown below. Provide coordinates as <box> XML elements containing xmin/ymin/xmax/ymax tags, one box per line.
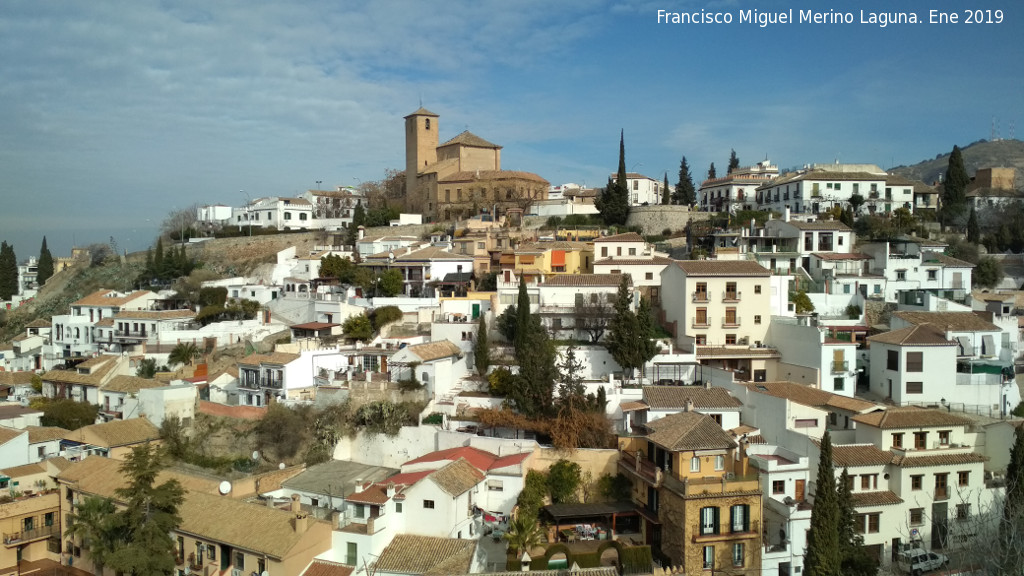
<box><xmin>605</xmin><ymin>277</ymin><xmax>657</xmax><ymax>381</ymax></box>
<box><xmin>0</xmin><ymin>241</ymin><xmax>17</xmax><ymax>300</ymax></box>
<box><xmin>596</xmin><ymin>130</ymin><xmax>631</xmax><ymax>225</ymax></box>
<box><xmin>507</xmin><ymin>279</ymin><xmax>557</xmax><ymax>418</ymax></box>
<box><xmin>942</xmin><ymin>145</ymin><xmax>970</xmax><ymax>228</ymax></box>
<box><xmin>674</xmin><ymin>155</ymin><xmax>696</xmax><ymax>205</ymax></box>
<box><xmin>805</xmin><ymin>430</ymin><xmax>841</xmax><ymax>576</ymax></box>
<box><xmin>728</xmin><ymin>149</ymin><xmax>740</xmax><ymax>174</ymax></box>
<box><xmin>37</xmin><ymin>236</ymin><xmax>54</xmax><ymax>285</ymax></box>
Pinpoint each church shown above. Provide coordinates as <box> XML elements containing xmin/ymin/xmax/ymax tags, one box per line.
<box><xmin>403</xmin><ymin>108</ymin><xmax>549</xmax><ymax>221</ymax></box>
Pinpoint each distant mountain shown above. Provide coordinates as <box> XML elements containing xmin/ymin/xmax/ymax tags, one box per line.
<box><xmin>891</xmin><ymin>139</ymin><xmax>1024</xmax><ymax>189</ymax></box>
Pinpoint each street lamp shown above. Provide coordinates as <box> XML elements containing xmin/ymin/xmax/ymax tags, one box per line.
<box><xmin>316</xmin><ymin>180</ymin><xmax>322</xmax><ymax>191</ymax></box>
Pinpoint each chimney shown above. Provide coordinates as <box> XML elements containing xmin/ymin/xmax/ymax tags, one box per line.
<box><xmin>354</xmin><ymin>479</ymin><xmax>364</xmax><ymax>493</ymax></box>
<box><xmin>265</xmin><ymin>497</ymin><xmax>276</xmax><ymax>508</ymax></box>
<box><xmin>386</xmin><ymin>482</ymin><xmax>396</xmax><ymax>498</ymax></box>
<box><xmin>358</xmin><ymin>225</ymin><xmax>365</xmax><ymax>240</ymax></box>
<box><xmin>685</xmin><ymin>398</ymin><xmax>695</xmax><ymax>412</ymax></box>
<box><xmin>294</xmin><ymin>512</ymin><xmax>309</xmax><ymax>534</ymax></box>
<box><xmin>703</xmin><ymin>381</ymin><xmax>711</xmax><ymax>389</ymax></box>
<box><xmin>290</xmin><ymin>493</ymin><xmax>302</xmax><ymax>513</ymax></box>
<box><xmin>783</xmin><ymin>207</ymin><xmax>791</xmax><ymax>222</ymax></box>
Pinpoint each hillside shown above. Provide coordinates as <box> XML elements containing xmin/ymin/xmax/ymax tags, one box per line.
<box><xmin>892</xmin><ymin>139</ymin><xmax>1024</xmax><ymax>188</ymax></box>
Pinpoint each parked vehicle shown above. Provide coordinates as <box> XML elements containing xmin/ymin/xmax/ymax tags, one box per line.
<box><xmin>897</xmin><ymin>548</ymin><xmax>949</xmax><ymax>575</ymax></box>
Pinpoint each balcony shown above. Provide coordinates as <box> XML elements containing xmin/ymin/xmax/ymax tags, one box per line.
<box><xmin>3</xmin><ymin>523</ymin><xmax>59</xmax><ymax>546</ymax></box>
<box><xmin>935</xmin><ymin>486</ymin><xmax>949</xmax><ymax>501</ymax></box>
<box><xmin>692</xmin><ymin>519</ymin><xmax>760</xmax><ymax>543</ymax></box>
<box><xmin>721</xmin><ymin>317</ymin><xmax>740</xmax><ymax>328</ymax></box>
<box><xmin>662</xmin><ymin>473</ymin><xmax>760</xmax><ymax>498</ymax></box>
<box><xmin>618</xmin><ymin>451</ymin><xmax>663</xmax><ymax>487</ymax></box>
<box><xmin>261</xmin><ymin>377</ymin><xmax>284</xmax><ymax>389</ymax></box>
<box><xmin>722</xmin><ymin>291</ymin><xmax>741</xmax><ymax>302</ymax></box>
<box><xmin>831</xmin><ymin>361</ymin><xmax>849</xmax><ymax>373</ymax></box>
<box><xmin>692</xmin><ymin>318</ymin><xmax>711</xmax><ymax>329</ymax></box>
<box><xmin>868</xmin><ymin>191</ymin><xmax>880</xmax><ymax>199</ymax></box>
<box><xmin>113</xmin><ymin>330</ymin><xmax>149</xmax><ymax>340</ymax></box>
<box><xmin>692</xmin><ymin>291</ymin><xmax>710</xmax><ymax>303</ymax></box>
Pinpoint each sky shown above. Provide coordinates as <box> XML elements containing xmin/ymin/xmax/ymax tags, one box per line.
<box><xmin>1</xmin><ymin>0</ymin><xmax>1021</xmax><ymax>258</ymax></box>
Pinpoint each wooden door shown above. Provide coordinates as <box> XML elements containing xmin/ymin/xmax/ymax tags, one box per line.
<box><xmin>795</xmin><ymin>479</ymin><xmax>805</xmax><ymax>501</ymax></box>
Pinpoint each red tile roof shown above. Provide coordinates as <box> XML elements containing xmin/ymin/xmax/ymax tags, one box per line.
<box><xmin>403</xmin><ymin>446</ymin><xmax>530</xmax><ymax>472</ymax></box>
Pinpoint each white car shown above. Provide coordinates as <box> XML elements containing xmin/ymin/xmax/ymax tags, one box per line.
<box><xmin>897</xmin><ymin>548</ymin><xmax>949</xmax><ymax>575</ymax></box>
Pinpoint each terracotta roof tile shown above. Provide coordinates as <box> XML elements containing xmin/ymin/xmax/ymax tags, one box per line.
<box><xmin>439</xmin><ymin>130</ymin><xmax>501</xmax><ymax>149</ymax></box>
<box><xmin>238</xmin><ymin>352</ymin><xmax>301</xmax><ymax>366</ymax></box>
<box><xmin>746</xmin><ymin>381</ymin><xmax>879</xmax><ymax>413</ymax></box>
<box><xmin>63</xmin><ymin>418</ymin><xmax>160</xmax><ymax>448</ymax></box>
<box><xmin>891</xmin><ymin>452</ymin><xmax>987</xmax><ymax>468</ymax></box>
<box><xmin>831</xmin><ymin>444</ymin><xmax>894</xmax><ymax>467</ymax></box>
<box><xmin>813</xmin><ymin>252</ymin><xmax>872</xmax><ymax>261</ymax></box>
<box><xmin>851</xmin><ymin>490</ymin><xmax>904</xmax><ymax>507</ymax></box>
<box><xmin>594</xmin><ymin>232</ymin><xmax>645</xmax><ymax>243</ymax></box>
<box><xmin>644</xmin><ymin>411</ymin><xmax>737</xmax><ymax>452</ymax></box>
<box><xmin>893</xmin><ymin>311</ymin><xmax>999</xmax><ymax>332</ymax></box>
<box><xmin>783</xmin><ymin>220</ymin><xmax>852</xmax><ymax>231</ymax></box>
<box><xmin>375</xmin><ymin>535</ymin><xmax>476</xmax><ymax>575</ymax></box>
<box><xmin>852</xmin><ymin>408</ymin><xmax>974</xmax><ymax>429</ymax></box>
<box><xmin>539</xmin><ymin>274</ymin><xmax>625</xmax><ymax>288</ymax></box>
<box><xmin>0</xmin><ymin>372</ymin><xmax>36</xmax><ymax>386</ymax></box>
<box><xmin>72</xmin><ymin>289</ymin><xmax>153</xmax><ymax>308</ymax></box>
<box><xmin>113</xmin><ymin>309</ymin><xmax>196</xmax><ymax>320</ymax></box>
<box><xmin>403</xmin><ymin>446</ymin><xmax>530</xmax><ymax>472</ymax></box>
<box><xmin>866</xmin><ymin>324</ymin><xmax>956</xmax><ymax>347</ymax></box>
<box><xmin>0</xmin><ymin>426</ymin><xmax>26</xmax><ymax>445</ymax></box>
<box><xmin>921</xmin><ymin>251</ymin><xmax>976</xmax><ymax>268</ymax></box>
<box><xmin>642</xmin><ymin>386</ymin><xmax>742</xmax><ymax>410</ymax></box>
<box><xmin>26</xmin><ymin>425</ymin><xmax>70</xmax><ymax>444</ymax></box>
<box><xmin>101</xmin><ymin>375</ymin><xmax>163</xmax><ymax>393</ymax></box>
<box><xmin>303</xmin><ymin>560</ymin><xmax>354</xmax><ymax>576</ymax></box>
<box><xmin>674</xmin><ymin>260</ymin><xmax>770</xmax><ymax>277</ymax></box>
<box><xmin>405</xmin><ymin>340</ymin><xmax>462</xmax><ymax>362</ymax></box>
<box><xmin>438</xmin><ymin>169</ymin><xmax>547</xmax><ymax>184</ymax></box>
<box><xmin>429</xmin><ymin>458</ymin><xmax>484</xmax><ymax>496</ymax></box>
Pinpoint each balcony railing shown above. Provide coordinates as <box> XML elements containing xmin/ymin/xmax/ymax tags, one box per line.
<box><xmin>261</xmin><ymin>378</ymin><xmax>284</xmax><ymax>389</ymax></box>
<box><xmin>692</xmin><ymin>291</ymin><xmax>710</xmax><ymax>303</ymax></box>
<box><xmin>692</xmin><ymin>519</ymin><xmax>760</xmax><ymax>542</ymax></box>
<box><xmin>113</xmin><ymin>330</ymin><xmax>148</xmax><ymax>339</ymax></box>
<box><xmin>3</xmin><ymin>523</ymin><xmax>59</xmax><ymax>546</ymax></box>
<box><xmin>722</xmin><ymin>317</ymin><xmax>740</xmax><ymax>328</ymax></box>
<box><xmin>831</xmin><ymin>361</ymin><xmax>849</xmax><ymax>373</ymax></box>
<box><xmin>693</xmin><ymin>318</ymin><xmax>711</xmax><ymax>328</ymax></box>
<box><xmin>618</xmin><ymin>451</ymin><xmax>662</xmax><ymax>486</ymax></box>
<box><xmin>722</xmin><ymin>291</ymin><xmax>741</xmax><ymax>302</ymax></box>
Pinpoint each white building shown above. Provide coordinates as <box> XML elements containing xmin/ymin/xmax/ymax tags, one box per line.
<box><xmin>608</xmin><ymin>172</ymin><xmax>670</xmax><ymax>206</ymax></box>
<box><xmin>593</xmin><ymin>233</ymin><xmax>671</xmax><ymax>304</ymax></box>
<box><xmin>46</xmin><ymin>289</ymin><xmax>158</xmax><ymax>364</ymax></box>
<box><xmin>755</xmin><ymin>164</ymin><xmax>904</xmax><ymax>216</ymax></box>
<box><xmin>766</xmin><ymin>316</ymin><xmax>859</xmax><ymax>397</ymax></box>
<box><xmin>233</xmin><ymin>197</ymin><xmax>316</xmax><ymax>231</ymax></box>
<box><xmin>698</xmin><ymin>160</ymin><xmax>779</xmax><ymax>213</ymax></box>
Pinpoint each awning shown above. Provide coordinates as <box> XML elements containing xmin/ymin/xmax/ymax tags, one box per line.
<box><xmin>519</xmin><ymin>255</ymin><xmax>535</xmax><ymax>265</ymax></box>
<box><xmin>982</xmin><ymin>335</ymin><xmax>995</xmax><ymax>357</ymax></box>
<box><xmin>550</xmin><ymin>250</ymin><xmax>566</xmax><ymax>267</ymax></box>
<box><xmin>956</xmin><ymin>336</ymin><xmax>973</xmax><ymax>356</ymax></box>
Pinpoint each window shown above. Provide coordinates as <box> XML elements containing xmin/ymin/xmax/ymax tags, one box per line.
<box><xmin>234</xmin><ymin>551</ymin><xmax>245</xmax><ymax>570</ymax></box>
<box><xmin>794</xmin><ymin>418</ymin><xmax>818</xmax><ymax>428</ymax></box>
<box><xmin>715</xmin><ymin>455</ymin><xmax>725</xmax><ymax>471</ymax></box>
<box><xmin>939</xmin><ymin>430</ymin><xmax>951</xmax><ymax>445</ymax></box>
<box><xmin>928</xmin><ymin>269</ymin><xmax>938</xmax><ymax>281</ymax></box>
<box><xmin>958</xmin><ymin>471</ymin><xmax>970</xmax><ymax>486</ymax></box>
<box><xmin>732</xmin><ymin>543</ymin><xmax>745</xmax><ymax>567</ymax></box>
<box><xmin>725</xmin><ymin>334</ymin><xmax>737</xmax><ymax>345</ymax></box>
<box><xmin>703</xmin><ymin>546</ymin><xmax>715</xmax><ymax>570</ymax></box>
<box><xmin>754</xmin><ymin>285</ymin><xmax>762</xmax><ymax>294</ymax></box>
<box><xmin>887</xmin><ymin>350</ymin><xmax>899</xmax><ymax>371</ymax></box>
<box><xmin>906</xmin><ymin>351</ymin><xmax>923</xmax><ymax>372</ymax></box>
<box><xmin>423</xmin><ymin>500</ymin><xmax>435</xmax><ymax>509</ymax></box>
<box><xmin>833</xmin><ymin>377</ymin><xmax>844</xmax><ymax>391</ymax></box>
<box><xmin>691</xmin><ymin>456</ymin><xmax>701</xmax><ymax>472</ymax></box>
<box><xmin>772</xmin><ymin>480</ymin><xmax>785</xmax><ymax>494</ymax></box>
<box><xmin>730</xmin><ymin>504</ymin><xmax>749</xmax><ymax>532</ymax></box>
<box><xmin>601</xmin><ymin>247</ymin><xmax>608</xmax><ymax>257</ymax></box>
<box><xmin>354</xmin><ymin>504</ymin><xmax>365</xmax><ymax>518</ymax></box>
<box><xmin>695</xmin><ymin>308</ymin><xmax>708</xmax><ymax>326</ymax></box>
<box><xmin>892</xmin><ymin>433</ymin><xmax>904</xmax><ymax>448</ymax></box>
<box><xmin>284</xmin><ymin>212</ymin><xmax>292</xmax><ymax>220</ymax></box>
<box><xmin>645</xmin><ymin>272</ymin><xmax>653</xmax><ymax>280</ymax></box>
<box><xmin>907</xmin><ymin>381</ymin><xmax>923</xmax><ymax>394</ymax></box>
<box><xmin>914</xmin><ymin>431</ymin><xmax>928</xmax><ymax>449</ymax></box>
<box><xmin>855</xmin><ymin>513</ymin><xmax>880</xmax><ymax>534</ymax></box>
<box><xmin>956</xmin><ymin>503</ymin><xmax>971</xmax><ymax>521</ymax></box>
<box><xmin>346</xmin><ymin>543</ymin><xmax>358</xmax><ymax>566</ymax></box>
<box><xmin>208</xmin><ymin>544</ymin><xmax>216</xmax><ymax>561</ymax></box>
<box><xmin>695</xmin><ymin>335</ymin><xmax>707</xmax><ymax>345</ymax></box>
<box><xmin>695</xmin><ymin>282</ymin><xmax>708</xmax><ymax>300</ymax></box>
<box><xmin>725</xmin><ymin>282</ymin><xmax>738</xmax><ymax>299</ymax></box>
<box><xmin>896</xmin><ymin>270</ymin><xmax>907</xmax><ymax>281</ymax></box>
<box><xmin>861</xmin><ymin>474</ymin><xmax>877</xmax><ymax>490</ymax></box>
<box><xmin>629</xmin><ymin>248</ymin><xmax>637</xmax><ymax>256</ymax></box>
<box><xmin>725</xmin><ymin>307</ymin><xmax>737</xmax><ymax>326</ymax></box>
<box><xmin>754</xmin><ymin>315</ymin><xmax>762</xmax><ymax>325</ymax></box>
<box><xmin>700</xmin><ymin>507</ymin><xmax>719</xmax><ymax>535</ymax></box>
<box><xmin>868</xmin><ymin>513</ymin><xmax>880</xmax><ymax>533</ymax></box>
<box><xmin>911</xmin><ymin>475</ymin><xmax>923</xmax><ymax>490</ymax></box>
<box><xmin>910</xmin><ymin>508</ymin><xmax>924</xmax><ymax>526</ymax></box>
<box><xmin>396</xmin><ymin>502</ymin><xmax>403</xmax><ymax>513</ymax></box>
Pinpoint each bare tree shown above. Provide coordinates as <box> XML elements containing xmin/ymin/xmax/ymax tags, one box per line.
<box><xmin>574</xmin><ymin>295</ymin><xmax>613</xmax><ymax>343</ymax></box>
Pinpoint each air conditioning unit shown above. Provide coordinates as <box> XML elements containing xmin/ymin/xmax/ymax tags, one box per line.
<box><xmin>725</xmin><ymin>472</ymin><xmax>736</xmax><ymax>480</ymax></box>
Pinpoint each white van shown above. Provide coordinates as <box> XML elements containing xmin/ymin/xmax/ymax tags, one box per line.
<box><xmin>897</xmin><ymin>548</ymin><xmax>949</xmax><ymax>575</ymax></box>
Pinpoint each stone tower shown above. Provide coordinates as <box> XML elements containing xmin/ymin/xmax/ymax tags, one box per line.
<box><xmin>404</xmin><ymin>107</ymin><xmax>439</xmax><ymax>208</ymax></box>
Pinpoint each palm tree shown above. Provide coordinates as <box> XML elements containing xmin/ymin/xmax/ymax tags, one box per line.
<box><xmin>504</xmin><ymin>516</ymin><xmax>547</xmax><ymax>556</ymax></box>
<box><xmin>168</xmin><ymin>342</ymin><xmax>200</xmax><ymax>367</ymax></box>
<box><xmin>64</xmin><ymin>495</ymin><xmax>116</xmax><ymax>572</ymax></box>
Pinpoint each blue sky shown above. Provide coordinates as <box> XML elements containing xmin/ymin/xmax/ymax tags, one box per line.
<box><xmin>1</xmin><ymin>0</ymin><xmax>1021</xmax><ymax>257</ymax></box>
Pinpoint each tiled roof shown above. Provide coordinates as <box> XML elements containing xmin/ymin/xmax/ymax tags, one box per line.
<box><xmin>516</xmin><ymin>240</ymin><xmax>591</xmax><ymax>253</ymax></box>
<box><xmin>440</xmin><ymin>130</ymin><xmax>501</xmax><ymax>149</ymax></box>
<box><xmin>72</xmin><ymin>289</ymin><xmax>153</xmax><ymax>307</ymax></box>
<box><xmin>852</xmin><ymin>408</ymin><xmax>974</xmax><ymax>430</ymax></box>
<box><xmin>642</xmin><ymin>386</ymin><xmax>741</xmax><ymax>410</ymax></box>
<box><xmin>892</xmin><ymin>311</ymin><xmax>999</xmax><ymax>332</ymax></box>
<box><xmin>783</xmin><ymin>220</ymin><xmax>853</xmax><ymax>231</ymax></box>
<box><xmin>439</xmin><ymin>169</ymin><xmax>548</xmax><ymax>184</ymax></box>
<box><xmin>375</xmin><ymin>535</ymin><xmax>477</xmax><ymax>575</ymax></box>
<box><xmin>95</xmin><ymin>317</ymin><xmax>115</xmax><ymax>327</ymax></box>
<box><xmin>113</xmin><ymin>309</ymin><xmax>196</xmax><ymax>320</ymax></box>
<box><xmin>25</xmin><ymin>318</ymin><xmax>51</xmax><ymax>328</ymax></box>
<box><xmin>57</xmin><ymin>453</ymin><xmax>221</xmax><ymax>500</ymax></box>
<box><xmin>897</xmin><ymin>235</ymin><xmax>947</xmax><ymax>247</ymax></box>
<box><xmin>831</xmin><ymin>444</ymin><xmax>894</xmax><ymax>467</ymax></box>
<box><xmin>746</xmin><ymin>381</ymin><xmax>880</xmax><ymax>413</ymax></box>
<box><xmin>345</xmin><ymin>483</ymin><xmax>393</xmax><ymax>505</ymax></box>
<box><xmin>866</xmin><ymin>324</ymin><xmax>956</xmax><ymax>347</ymax></box>
<box><xmin>404</xmin><ymin>446</ymin><xmax>530</xmax><ymax>472</ymax></box>
<box><xmin>26</xmin><ymin>425</ymin><xmax>70</xmax><ymax>444</ymax></box>
<box><xmin>63</xmin><ymin>418</ymin><xmax>161</xmax><ymax>448</ymax></box>
<box><xmin>0</xmin><ymin>371</ymin><xmax>36</xmax><ymax>386</ymax></box>
<box><xmin>78</xmin><ymin>355</ymin><xmax>117</xmax><ymax>369</ymax></box>
<box><xmin>429</xmin><ymin>458</ymin><xmax>484</xmax><ymax>496</ymax></box>
<box><xmin>102</xmin><ymin>375</ymin><xmax>163</xmax><ymax>393</ymax></box>
<box><xmin>303</xmin><ymin>560</ymin><xmax>354</xmax><ymax>576</ymax></box>
<box><xmin>594</xmin><ymin>232</ymin><xmax>645</xmax><ymax>243</ymax></box>
<box><xmin>813</xmin><ymin>252</ymin><xmax>871</xmax><ymax>261</ymax></box>
<box><xmin>0</xmin><ymin>461</ymin><xmax>46</xmax><ymax>478</ymax></box>
<box><xmin>673</xmin><ymin>260</ymin><xmax>770</xmax><ymax>277</ymax></box>
<box><xmin>395</xmin><ymin>246</ymin><xmax>472</xmax><ymax>262</ymax></box>
<box><xmin>179</xmin><ymin>490</ymin><xmax>329</xmax><ymax>559</ymax></box>
<box><xmin>238</xmin><ymin>352</ymin><xmax>301</xmax><ymax>366</ymax></box>
<box><xmin>921</xmin><ymin>251</ymin><xmax>975</xmax><ymax>268</ymax></box>
<box><xmin>0</xmin><ymin>426</ymin><xmax>26</xmax><ymax>445</ymax></box>
<box><xmin>405</xmin><ymin>340</ymin><xmax>462</xmax><ymax>362</ymax></box>
<box><xmin>891</xmin><ymin>452</ymin><xmax>987</xmax><ymax>468</ymax></box>
<box><xmin>620</xmin><ymin>401</ymin><xmax>647</xmax><ymax>412</ymax></box>
<box><xmin>405</xmin><ymin>107</ymin><xmax>439</xmax><ymax>118</ymax></box>
<box><xmin>41</xmin><ymin>358</ymin><xmax>118</xmax><ymax>387</ymax></box>
<box><xmin>851</xmin><ymin>490</ymin><xmax>904</xmax><ymax>507</ymax></box>
<box><xmin>594</xmin><ymin>256</ymin><xmax>674</xmax><ymax>266</ymax></box>
<box><xmin>644</xmin><ymin>411</ymin><xmax>737</xmax><ymax>452</ymax></box>
<box><xmin>539</xmin><ymin>274</ymin><xmax>625</xmax><ymax>288</ymax></box>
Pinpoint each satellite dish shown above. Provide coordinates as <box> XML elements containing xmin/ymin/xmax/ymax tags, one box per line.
<box><xmin>279</xmin><ymin>463</ymin><xmax>286</xmax><ymax>470</ymax></box>
<box><xmin>252</xmin><ymin>450</ymin><xmax>260</xmax><ymax>461</ymax></box>
<box><xmin>218</xmin><ymin>481</ymin><xmax>232</xmax><ymax>495</ymax></box>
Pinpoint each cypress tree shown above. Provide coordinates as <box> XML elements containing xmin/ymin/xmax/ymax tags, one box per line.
<box><xmin>0</xmin><ymin>242</ymin><xmax>18</xmax><ymax>300</ymax></box>
<box><xmin>675</xmin><ymin>155</ymin><xmax>695</xmax><ymax>205</ymax></box>
<box><xmin>605</xmin><ymin>277</ymin><xmax>656</xmax><ymax>383</ymax></box>
<box><xmin>153</xmin><ymin>238</ymin><xmax>165</xmax><ymax>279</ymax></box>
<box><xmin>37</xmin><ymin>236</ymin><xmax>54</xmax><ymax>285</ymax></box>
<box><xmin>806</xmin><ymin>430</ymin><xmax>841</xmax><ymax>576</ymax></box>
<box><xmin>509</xmin><ymin>279</ymin><xmax>556</xmax><ymax>418</ymax></box>
<box><xmin>595</xmin><ymin>131</ymin><xmax>631</xmax><ymax>226</ymax></box>
<box><xmin>728</xmin><ymin>149</ymin><xmax>740</xmax><ymax>174</ymax></box>
<box><xmin>617</xmin><ymin>129</ymin><xmax>628</xmax><ymax>193</ymax></box>
<box><xmin>1000</xmin><ymin>426</ymin><xmax>1024</xmax><ymax>573</ymax></box>
<box><xmin>473</xmin><ymin>314</ymin><xmax>490</xmax><ymax>377</ymax></box>
<box><xmin>708</xmin><ymin>162</ymin><xmax>717</xmax><ymax>180</ymax></box>
<box><xmin>967</xmin><ymin>207</ymin><xmax>980</xmax><ymax>244</ymax></box>
<box><xmin>943</xmin><ymin>145</ymin><xmax>970</xmax><ymax>227</ymax></box>
<box><xmin>662</xmin><ymin>173</ymin><xmax>670</xmax><ymax>205</ymax></box>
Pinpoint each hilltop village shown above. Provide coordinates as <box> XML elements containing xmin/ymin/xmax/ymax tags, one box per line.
<box><xmin>2</xmin><ymin>111</ymin><xmax>1024</xmax><ymax>576</ymax></box>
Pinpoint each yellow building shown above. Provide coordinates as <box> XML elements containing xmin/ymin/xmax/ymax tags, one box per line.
<box><xmin>0</xmin><ymin>460</ymin><xmax>67</xmax><ymax>572</ymax></box>
<box><xmin>618</xmin><ymin>411</ymin><xmax>762</xmax><ymax>574</ymax></box>
<box><xmin>501</xmin><ymin>240</ymin><xmax>594</xmax><ymax>284</ymax></box>
<box><xmin>403</xmin><ymin>108</ymin><xmax>548</xmax><ymax>220</ymax></box>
